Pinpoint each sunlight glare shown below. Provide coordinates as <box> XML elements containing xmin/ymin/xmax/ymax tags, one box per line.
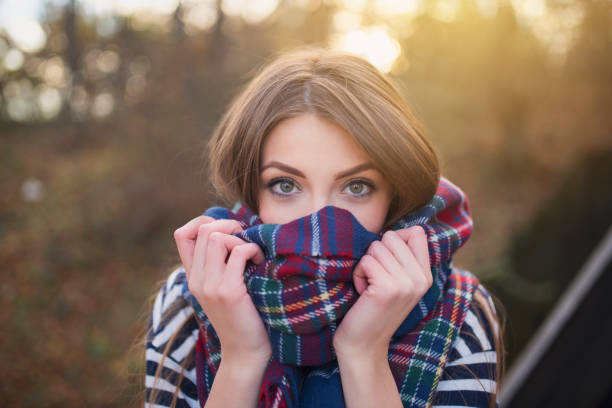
<box><xmin>333</xmin><ymin>10</ymin><xmax>362</xmax><ymax>33</ymax></box>
<box><xmin>331</xmin><ymin>25</ymin><xmax>401</xmax><ymax>73</ymax></box>
<box><xmin>340</xmin><ymin>0</ymin><xmax>368</xmax><ymax>13</ymax></box>
<box><xmin>113</xmin><ymin>0</ymin><xmax>179</xmax><ymax>16</ymax></box>
<box><xmin>183</xmin><ymin>1</ymin><xmax>218</xmax><ymax>32</ymax></box>
<box><xmin>511</xmin><ymin>0</ymin><xmax>547</xmax><ymax>19</ymax></box>
<box><xmin>431</xmin><ymin>0</ymin><xmax>460</xmax><ymax>23</ymax></box>
<box><xmin>511</xmin><ymin>0</ymin><xmax>584</xmax><ymax>63</ymax></box>
<box><xmin>374</xmin><ymin>0</ymin><xmax>422</xmax><ymax>18</ymax></box>
<box><xmin>5</xmin><ymin>19</ymin><xmax>47</xmax><ymax>53</ymax></box>
<box><xmin>222</xmin><ymin>0</ymin><xmax>279</xmax><ymax>24</ymax></box>
<box><xmin>475</xmin><ymin>0</ymin><xmax>497</xmax><ymax>18</ymax></box>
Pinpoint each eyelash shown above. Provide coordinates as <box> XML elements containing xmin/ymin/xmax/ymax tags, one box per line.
<box><xmin>266</xmin><ymin>177</ymin><xmax>375</xmax><ymax>199</ymax></box>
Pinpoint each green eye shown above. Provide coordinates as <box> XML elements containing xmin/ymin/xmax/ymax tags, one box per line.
<box><xmin>348</xmin><ymin>182</ymin><xmax>364</xmax><ymax>194</ymax></box>
<box><xmin>267</xmin><ymin>178</ymin><xmax>298</xmax><ymax>196</ymax></box>
<box><xmin>344</xmin><ymin>180</ymin><xmax>373</xmax><ymax>198</ymax></box>
<box><xmin>279</xmin><ymin>181</ymin><xmax>294</xmax><ymax>193</ymax></box>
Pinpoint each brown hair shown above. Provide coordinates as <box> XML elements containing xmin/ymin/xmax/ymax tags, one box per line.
<box><xmin>471</xmin><ymin>288</ymin><xmax>507</xmax><ymax>408</ymax></box>
<box><xmin>146</xmin><ymin>46</ymin><xmax>505</xmax><ymax>406</ymax></box>
<box><xmin>207</xmin><ymin>46</ymin><xmax>440</xmax><ymax>230</ymax></box>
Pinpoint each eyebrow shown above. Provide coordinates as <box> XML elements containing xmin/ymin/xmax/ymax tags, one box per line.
<box><xmin>260</xmin><ymin>161</ymin><xmax>376</xmax><ymax>180</ymax></box>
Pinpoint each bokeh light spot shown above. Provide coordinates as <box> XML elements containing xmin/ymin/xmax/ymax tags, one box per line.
<box><xmin>91</xmin><ymin>92</ymin><xmax>115</xmax><ymax>118</ymax></box>
<box><xmin>21</xmin><ymin>178</ymin><xmax>46</xmax><ymax>203</ymax></box>
<box><xmin>37</xmin><ymin>86</ymin><xmax>62</xmax><ymax>120</ymax></box>
<box><xmin>221</xmin><ymin>0</ymin><xmax>279</xmax><ymax>24</ymax></box>
<box><xmin>5</xmin><ymin>19</ymin><xmax>47</xmax><ymax>53</ymax></box>
<box><xmin>331</xmin><ymin>25</ymin><xmax>401</xmax><ymax>73</ymax></box>
<box><xmin>4</xmin><ymin>48</ymin><xmax>25</xmax><ymax>71</ymax></box>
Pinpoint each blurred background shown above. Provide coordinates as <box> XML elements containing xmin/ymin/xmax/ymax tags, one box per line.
<box><xmin>1</xmin><ymin>0</ymin><xmax>611</xmax><ymax>406</ymax></box>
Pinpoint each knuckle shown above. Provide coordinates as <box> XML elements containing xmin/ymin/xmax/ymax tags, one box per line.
<box><xmin>201</xmin><ymin>215</ymin><xmax>214</xmax><ymax>223</ymax></box>
<box><xmin>208</xmin><ymin>231</ymin><xmax>224</xmax><ymax>243</ymax></box>
<box><xmin>232</xmin><ymin>245</ymin><xmax>250</xmax><ymax>259</ymax></box>
<box><xmin>386</xmin><ymin>285</ymin><xmax>399</xmax><ymax>299</ymax></box>
<box><xmin>232</xmin><ymin>244</ymin><xmax>247</xmax><ymax>254</ymax></box>
<box><xmin>370</xmin><ymin>241</ymin><xmax>383</xmax><ymax>256</ymax></box>
<box><xmin>383</xmin><ymin>284</ymin><xmax>399</xmax><ymax>300</ymax></box>
<box><xmin>399</xmin><ymin>279</ymin><xmax>413</xmax><ymax>296</ymax></box>
<box><xmin>361</xmin><ymin>254</ymin><xmax>374</xmax><ymax>267</ymax></box>
<box><xmin>173</xmin><ymin>227</ymin><xmax>184</xmax><ymax>239</ymax></box>
<box><xmin>198</xmin><ymin>223</ymin><xmax>210</xmax><ymax>235</ymax></box>
<box><xmin>217</xmin><ymin>285</ymin><xmax>234</xmax><ymax>302</ymax></box>
<box><xmin>202</xmin><ymin>286</ymin><xmax>217</xmax><ymax>301</ymax></box>
<box><xmin>414</xmin><ymin>225</ymin><xmax>427</xmax><ymax>238</ymax></box>
<box><xmin>382</xmin><ymin>230</ymin><xmax>396</xmax><ymax>243</ymax></box>
<box><xmin>415</xmin><ymin>278</ymin><xmax>429</xmax><ymax>295</ymax></box>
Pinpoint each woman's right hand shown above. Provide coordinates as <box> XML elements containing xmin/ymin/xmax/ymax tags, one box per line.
<box><xmin>174</xmin><ymin>216</ymin><xmax>272</xmax><ymax>365</ymax></box>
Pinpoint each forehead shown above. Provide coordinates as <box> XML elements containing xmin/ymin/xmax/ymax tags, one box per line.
<box><xmin>262</xmin><ymin>114</ymin><xmax>371</xmax><ymax>166</ymax></box>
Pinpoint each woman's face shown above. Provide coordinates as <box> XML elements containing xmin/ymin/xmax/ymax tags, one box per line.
<box><xmin>258</xmin><ymin>113</ymin><xmax>393</xmax><ymax>233</ymax></box>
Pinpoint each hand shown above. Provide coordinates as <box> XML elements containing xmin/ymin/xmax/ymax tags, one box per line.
<box><xmin>173</xmin><ymin>216</ymin><xmax>271</xmax><ymax>365</ymax></box>
<box><xmin>333</xmin><ymin>226</ymin><xmax>433</xmax><ymax>358</ymax></box>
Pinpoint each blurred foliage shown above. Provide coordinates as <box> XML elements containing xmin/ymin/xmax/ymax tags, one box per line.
<box><xmin>1</xmin><ymin>0</ymin><xmax>611</xmax><ymax>406</ymax></box>
<box><xmin>493</xmin><ymin>148</ymin><xmax>612</xmax><ymax>366</ymax></box>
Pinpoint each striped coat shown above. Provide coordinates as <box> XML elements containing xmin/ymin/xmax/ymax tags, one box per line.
<box><xmin>145</xmin><ymin>266</ymin><xmax>500</xmax><ymax>408</ymax></box>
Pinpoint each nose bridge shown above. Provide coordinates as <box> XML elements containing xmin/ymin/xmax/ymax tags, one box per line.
<box><xmin>309</xmin><ymin>188</ymin><xmax>334</xmax><ymax>214</ymax></box>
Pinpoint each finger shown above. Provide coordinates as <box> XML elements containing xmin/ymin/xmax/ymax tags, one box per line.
<box><xmin>366</xmin><ymin>240</ymin><xmax>402</xmax><ymax>277</ymax></box>
<box><xmin>197</xmin><ymin>232</ymin><xmax>246</xmax><ymax>287</ymax></box>
<box><xmin>380</xmin><ymin>230</ymin><xmax>421</xmax><ymax>272</ymax></box>
<box><xmin>395</xmin><ymin>226</ymin><xmax>431</xmax><ymax>282</ymax></box>
<box><xmin>225</xmin><ymin>243</ymin><xmax>265</xmax><ymax>283</ymax></box>
<box><xmin>182</xmin><ymin>219</ymin><xmax>244</xmax><ymax>279</ymax></box>
<box><xmin>223</xmin><ymin>239</ymin><xmax>265</xmax><ymax>265</ymax></box>
<box><xmin>189</xmin><ymin>226</ymin><xmax>219</xmax><ymax>290</ymax></box>
<box><xmin>353</xmin><ymin>255</ymin><xmax>384</xmax><ymax>295</ymax></box>
<box><xmin>174</xmin><ymin>215</ymin><xmax>215</xmax><ymax>277</ymax></box>
<box><xmin>200</xmin><ymin>231</ymin><xmax>230</xmax><ymax>288</ymax></box>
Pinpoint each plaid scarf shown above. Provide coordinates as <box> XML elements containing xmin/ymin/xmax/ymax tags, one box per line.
<box><xmin>181</xmin><ymin>176</ymin><xmax>479</xmax><ymax>407</ymax></box>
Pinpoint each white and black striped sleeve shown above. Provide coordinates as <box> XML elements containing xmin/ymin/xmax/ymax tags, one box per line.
<box><xmin>431</xmin><ymin>283</ymin><xmax>500</xmax><ymax>408</ymax></box>
<box><xmin>145</xmin><ymin>267</ymin><xmax>200</xmax><ymax>408</ymax></box>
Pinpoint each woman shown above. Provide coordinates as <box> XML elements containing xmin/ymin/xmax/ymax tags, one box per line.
<box><xmin>145</xmin><ymin>47</ymin><xmax>504</xmax><ymax>407</ymax></box>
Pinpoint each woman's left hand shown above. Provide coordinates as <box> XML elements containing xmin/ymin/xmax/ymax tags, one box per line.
<box><xmin>333</xmin><ymin>226</ymin><xmax>433</xmax><ymax>358</ymax></box>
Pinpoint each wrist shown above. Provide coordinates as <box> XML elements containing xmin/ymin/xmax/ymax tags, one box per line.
<box><xmin>208</xmin><ymin>351</ymin><xmax>271</xmax><ymax>407</ymax></box>
<box><xmin>335</xmin><ymin>345</ymin><xmax>403</xmax><ymax>408</ymax></box>
<box><xmin>333</xmin><ymin>335</ymin><xmax>389</xmax><ymax>361</ymax></box>
<box><xmin>219</xmin><ymin>352</ymin><xmax>271</xmax><ymax>381</ymax></box>
<box><xmin>334</xmin><ymin>341</ymin><xmax>389</xmax><ymax>367</ymax></box>
<box><xmin>221</xmin><ymin>348</ymin><xmax>272</xmax><ymax>369</ymax></box>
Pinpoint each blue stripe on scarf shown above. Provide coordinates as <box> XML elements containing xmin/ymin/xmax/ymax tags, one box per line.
<box><xmin>297</xmin><ymin>218</ymin><xmax>304</xmax><ymax>254</ymax></box>
<box><xmin>327</xmin><ymin>207</ymin><xmax>337</xmax><ymax>255</ymax></box>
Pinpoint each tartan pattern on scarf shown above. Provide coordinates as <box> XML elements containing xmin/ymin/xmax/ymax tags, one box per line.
<box><xmin>393</xmin><ymin>267</ymin><xmax>479</xmax><ymax>406</ymax></box>
<box><xmin>181</xmin><ymin>176</ymin><xmax>478</xmax><ymax>407</ymax></box>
